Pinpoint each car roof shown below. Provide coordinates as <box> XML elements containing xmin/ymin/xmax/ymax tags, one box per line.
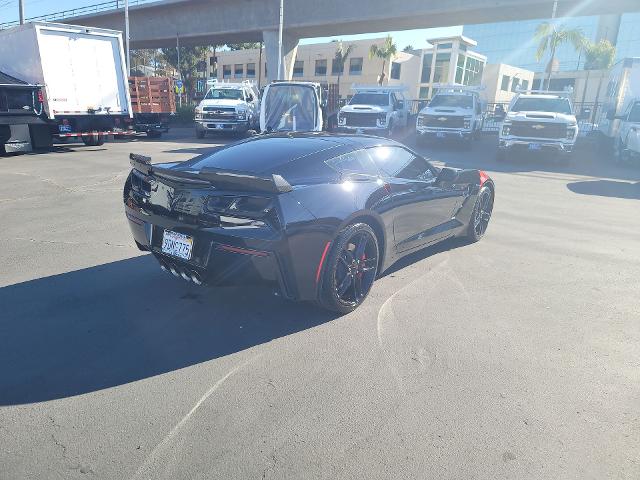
<box><xmin>517</xmin><ymin>94</ymin><xmax>569</xmax><ymax>99</ymax></box>
<box><xmin>180</xmin><ymin>133</ymin><xmax>399</xmax><ymax>175</ymax></box>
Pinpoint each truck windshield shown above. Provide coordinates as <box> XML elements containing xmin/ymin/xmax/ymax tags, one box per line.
<box><xmin>204</xmin><ymin>88</ymin><xmax>243</xmax><ymax>100</ymax></box>
<box><xmin>628</xmin><ymin>104</ymin><xmax>640</xmax><ymax>122</ymax></box>
<box><xmin>349</xmin><ymin>93</ymin><xmax>389</xmax><ymax>106</ymax></box>
<box><xmin>429</xmin><ymin>95</ymin><xmax>473</xmax><ymax>109</ymax></box>
<box><xmin>511</xmin><ymin>97</ymin><xmax>572</xmax><ymax>114</ymax></box>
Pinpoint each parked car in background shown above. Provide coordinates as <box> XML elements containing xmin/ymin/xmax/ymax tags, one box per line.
<box><xmin>497</xmin><ymin>89</ymin><xmax>578</xmax><ymax>162</ymax></box>
<box><xmin>124</xmin><ymin>133</ymin><xmax>494</xmax><ymax>313</ymax></box>
<box><xmin>612</xmin><ymin>98</ymin><xmax>640</xmax><ymax>163</ymax></box>
<box><xmin>0</xmin><ymin>22</ymin><xmax>132</xmax><ymax>146</ymax></box>
<box><xmin>416</xmin><ymin>85</ymin><xmax>484</xmax><ymax>146</ymax></box>
<box><xmin>337</xmin><ymin>85</ymin><xmax>409</xmax><ymax>137</ymax></box>
<box><xmin>195</xmin><ymin>80</ymin><xmax>260</xmax><ymax>138</ymax></box>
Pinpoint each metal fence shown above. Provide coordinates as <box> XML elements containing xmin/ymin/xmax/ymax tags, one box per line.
<box><xmin>0</xmin><ymin>0</ymin><xmax>158</xmax><ymax>30</ymax></box>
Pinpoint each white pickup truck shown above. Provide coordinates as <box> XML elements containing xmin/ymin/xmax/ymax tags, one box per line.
<box><xmin>195</xmin><ymin>81</ymin><xmax>260</xmax><ymax>138</ymax></box>
<box><xmin>498</xmin><ymin>90</ymin><xmax>578</xmax><ymax>162</ymax></box>
<box><xmin>416</xmin><ymin>86</ymin><xmax>484</xmax><ymax>145</ymax></box>
<box><xmin>337</xmin><ymin>85</ymin><xmax>409</xmax><ymax>137</ymax></box>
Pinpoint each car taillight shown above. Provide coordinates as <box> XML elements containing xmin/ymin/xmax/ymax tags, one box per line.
<box><xmin>37</xmin><ymin>91</ymin><xmax>44</xmax><ymax>103</ymax></box>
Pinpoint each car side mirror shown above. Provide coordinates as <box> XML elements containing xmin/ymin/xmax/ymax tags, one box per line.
<box><xmin>436</xmin><ymin>167</ymin><xmax>458</xmax><ymax>183</ymax></box>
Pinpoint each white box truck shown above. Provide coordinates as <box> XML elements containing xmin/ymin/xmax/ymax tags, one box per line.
<box><xmin>596</xmin><ymin>57</ymin><xmax>640</xmax><ymax>163</ymax></box>
<box><xmin>0</xmin><ymin>22</ymin><xmax>132</xmax><ymax>146</ymax></box>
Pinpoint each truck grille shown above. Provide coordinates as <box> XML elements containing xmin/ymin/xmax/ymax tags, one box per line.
<box><xmin>510</xmin><ymin>121</ymin><xmax>566</xmax><ymax>139</ymax></box>
<box><xmin>342</xmin><ymin>112</ymin><xmax>379</xmax><ymax>127</ymax></box>
<box><xmin>421</xmin><ymin>115</ymin><xmax>465</xmax><ymax>128</ymax></box>
<box><xmin>203</xmin><ymin>106</ymin><xmax>237</xmax><ymax>121</ymax></box>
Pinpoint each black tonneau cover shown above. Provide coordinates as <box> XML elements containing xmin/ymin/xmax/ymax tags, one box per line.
<box><xmin>129</xmin><ymin>153</ymin><xmax>293</xmax><ymax>193</ymax></box>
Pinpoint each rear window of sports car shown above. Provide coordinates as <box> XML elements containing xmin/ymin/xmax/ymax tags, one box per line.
<box><xmin>325</xmin><ymin>150</ymin><xmax>379</xmax><ymax>176</ymax></box>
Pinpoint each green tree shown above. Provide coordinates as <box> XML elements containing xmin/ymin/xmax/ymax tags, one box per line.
<box><xmin>226</xmin><ymin>42</ymin><xmax>261</xmax><ymax>51</ymax></box>
<box><xmin>583</xmin><ymin>39</ymin><xmax>616</xmax><ymax>70</ymax></box>
<box><xmin>402</xmin><ymin>45</ymin><xmax>414</xmax><ymax>53</ymax></box>
<box><xmin>582</xmin><ymin>39</ymin><xmax>616</xmax><ymax>120</ymax></box>
<box><xmin>534</xmin><ymin>22</ymin><xmax>585</xmax><ymax>90</ymax></box>
<box><xmin>369</xmin><ymin>35</ymin><xmax>398</xmax><ymax>85</ymax></box>
<box><xmin>161</xmin><ymin>45</ymin><xmax>211</xmax><ymax>102</ymax></box>
<box><xmin>333</xmin><ymin>41</ymin><xmax>355</xmax><ymax>95</ymax></box>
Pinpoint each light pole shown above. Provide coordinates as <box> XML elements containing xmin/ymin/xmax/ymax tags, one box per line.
<box><xmin>277</xmin><ymin>0</ymin><xmax>284</xmax><ymax>79</ymax></box>
<box><xmin>19</xmin><ymin>0</ymin><xmax>25</xmax><ymax>25</ymax></box>
<box><xmin>124</xmin><ymin>0</ymin><xmax>130</xmax><ymax>73</ymax></box>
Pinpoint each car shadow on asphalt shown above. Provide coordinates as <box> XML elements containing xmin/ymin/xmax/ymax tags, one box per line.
<box><xmin>566</xmin><ymin>179</ymin><xmax>640</xmax><ymax>199</ymax></box>
<box><xmin>0</xmin><ymin>254</ymin><xmax>337</xmax><ymax>406</ymax></box>
<box><xmin>381</xmin><ymin>236</ymin><xmax>470</xmax><ymax>278</ymax></box>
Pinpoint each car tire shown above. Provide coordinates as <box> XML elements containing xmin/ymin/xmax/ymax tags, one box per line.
<box><xmin>147</xmin><ymin>131</ymin><xmax>162</xmax><ymax>139</ymax></box>
<box><xmin>318</xmin><ymin>223</ymin><xmax>379</xmax><ymax>314</ymax></box>
<box><xmin>82</xmin><ymin>135</ymin><xmax>97</xmax><ymax>146</ymax></box>
<box><xmin>386</xmin><ymin>120</ymin><xmax>394</xmax><ymax>138</ymax></box>
<box><xmin>613</xmin><ymin>138</ymin><xmax>624</xmax><ymax>164</ymax></box>
<box><xmin>466</xmin><ymin>185</ymin><xmax>494</xmax><ymax>243</ymax></box>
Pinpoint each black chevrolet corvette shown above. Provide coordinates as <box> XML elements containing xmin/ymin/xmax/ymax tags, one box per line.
<box><xmin>124</xmin><ymin>133</ymin><xmax>494</xmax><ymax>312</ymax></box>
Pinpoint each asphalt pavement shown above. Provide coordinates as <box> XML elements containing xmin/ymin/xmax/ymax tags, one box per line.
<box><xmin>1</xmin><ymin>129</ymin><xmax>639</xmax><ymax>479</ymax></box>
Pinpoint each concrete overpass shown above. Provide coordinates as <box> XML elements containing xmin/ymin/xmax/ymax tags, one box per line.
<box><xmin>64</xmin><ymin>0</ymin><xmax>640</xmax><ymax>81</ymax></box>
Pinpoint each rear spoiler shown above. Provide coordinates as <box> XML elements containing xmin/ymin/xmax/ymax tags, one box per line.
<box><xmin>129</xmin><ymin>153</ymin><xmax>293</xmax><ymax>193</ymax></box>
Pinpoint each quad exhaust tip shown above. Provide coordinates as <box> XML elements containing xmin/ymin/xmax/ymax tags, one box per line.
<box><xmin>159</xmin><ymin>259</ymin><xmax>204</xmax><ymax>286</ymax></box>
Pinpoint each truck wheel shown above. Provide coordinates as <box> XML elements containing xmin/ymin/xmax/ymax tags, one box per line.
<box><xmin>94</xmin><ymin>134</ymin><xmax>105</xmax><ymax>146</ymax></box>
<box><xmin>613</xmin><ymin>138</ymin><xmax>624</xmax><ymax>164</ymax></box>
<box><xmin>196</xmin><ymin>129</ymin><xmax>205</xmax><ymax>139</ymax></box>
<box><xmin>496</xmin><ymin>149</ymin><xmax>506</xmax><ymax>162</ymax></box>
<box><xmin>82</xmin><ymin>135</ymin><xmax>96</xmax><ymax>146</ymax></box>
<box><xmin>147</xmin><ymin>131</ymin><xmax>162</xmax><ymax>139</ymax></box>
<box><xmin>385</xmin><ymin>120</ymin><xmax>394</xmax><ymax>138</ymax></box>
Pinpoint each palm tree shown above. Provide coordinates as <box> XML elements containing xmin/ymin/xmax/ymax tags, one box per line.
<box><xmin>369</xmin><ymin>36</ymin><xmax>398</xmax><ymax>86</ymax></box>
<box><xmin>582</xmin><ymin>39</ymin><xmax>616</xmax><ymax>121</ymax></box>
<box><xmin>333</xmin><ymin>41</ymin><xmax>355</xmax><ymax>97</ymax></box>
<box><xmin>534</xmin><ymin>22</ymin><xmax>585</xmax><ymax>90</ymax></box>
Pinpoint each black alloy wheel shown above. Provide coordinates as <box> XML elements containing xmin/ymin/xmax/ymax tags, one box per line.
<box><xmin>467</xmin><ymin>185</ymin><xmax>493</xmax><ymax>242</ymax></box>
<box><xmin>319</xmin><ymin>223</ymin><xmax>379</xmax><ymax>313</ymax></box>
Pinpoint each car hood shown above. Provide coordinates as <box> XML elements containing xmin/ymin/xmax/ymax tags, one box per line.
<box><xmin>505</xmin><ymin>111</ymin><xmax>576</xmax><ymax>123</ymax></box>
<box><xmin>198</xmin><ymin>99</ymin><xmax>245</xmax><ymax>109</ymax></box>
<box><xmin>419</xmin><ymin>106</ymin><xmax>473</xmax><ymax>116</ymax></box>
<box><xmin>340</xmin><ymin>104</ymin><xmax>390</xmax><ymax>114</ymax></box>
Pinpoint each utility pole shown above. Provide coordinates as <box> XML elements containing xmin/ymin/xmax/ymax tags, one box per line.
<box><xmin>277</xmin><ymin>0</ymin><xmax>284</xmax><ymax>79</ymax></box>
<box><xmin>177</xmin><ymin>33</ymin><xmax>182</xmax><ymax>108</ymax></box>
<box><xmin>19</xmin><ymin>0</ymin><xmax>25</xmax><ymax>25</ymax></box>
<box><xmin>124</xmin><ymin>0</ymin><xmax>130</xmax><ymax>73</ymax></box>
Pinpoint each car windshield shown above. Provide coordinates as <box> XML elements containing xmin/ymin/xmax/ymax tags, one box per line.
<box><xmin>429</xmin><ymin>94</ymin><xmax>473</xmax><ymax>109</ymax></box>
<box><xmin>511</xmin><ymin>97</ymin><xmax>572</xmax><ymax>114</ymax></box>
<box><xmin>349</xmin><ymin>93</ymin><xmax>389</xmax><ymax>106</ymax></box>
<box><xmin>204</xmin><ymin>88</ymin><xmax>243</xmax><ymax>100</ymax></box>
<box><xmin>628</xmin><ymin>103</ymin><xmax>640</xmax><ymax>122</ymax></box>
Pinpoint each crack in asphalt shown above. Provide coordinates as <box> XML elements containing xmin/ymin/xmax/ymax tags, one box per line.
<box><xmin>131</xmin><ymin>354</ymin><xmax>262</xmax><ymax>480</ymax></box>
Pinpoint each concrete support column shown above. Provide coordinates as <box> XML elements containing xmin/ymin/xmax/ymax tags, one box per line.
<box><xmin>262</xmin><ymin>29</ymin><xmax>299</xmax><ymax>83</ymax></box>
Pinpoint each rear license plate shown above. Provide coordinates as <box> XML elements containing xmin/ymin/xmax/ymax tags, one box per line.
<box><xmin>436</xmin><ymin>132</ymin><xmax>446</xmax><ymax>138</ymax></box>
<box><xmin>161</xmin><ymin>230</ymin><xmax>193</xmax><ymax>260</ymax></box>
<box><xmin>528</xmin><ymin>143</ymin><xmax>542</xmax><ymax>150</ymax></box>
<box><xmin>58</xmin><ymin>124</ymin><xmax>72</xmax><ymax>133</ymax></box>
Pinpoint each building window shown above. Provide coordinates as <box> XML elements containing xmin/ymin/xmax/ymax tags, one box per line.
<box><xmin>421</xmin><ymin>54</ymin><xmax>433</xmax><ymax>83</ymax></box>
<box><xmin>246</xmin><ymin>63</ymin><xmax>256</xmax><ymax>78</ymax></box>
<box><xmin>521</xmin><ymin>79</ymin><xmax>529</xmax><ymax>91</ymax></box>
<box><xmin>511</xmin><ymin>78</ymin><xmax>520</xmax><ymax>92</ymax></box>
<box><xmin>501</xmin><ymin>75</ymin><xmax>510</xmax><ymax>91</ymax></box>
<box><xmin>463</xmin><ymin>57</ymin><xmax>484</xmax><ymax>86</ymax></box>
<box><xmin>390</xmin><ymin>62</ymin><xmax>401</xmax><ymax>80</ymax></box>
<box><xmin>419</xmin><ymin>86</ymin><xmax>430</xmax><ymax>99</ymax></box>
<box><xmin>315</xmin><ymin>59</ymin><xmax>327</xmax><ymax>76</ymax></box>
<box><xmin>293</xmin><ymin>60</ymin><xmax>304</xmax><ymax>77</ymax></box>
<box><xmin>349</xmin><ymin>57</ymin><xmax>363</xmax><ymax>75</ymax></box>
<box><xmin>223</xmin><ymin>65</ymin><xmax>232</xmax><ymax>79</ymax></box>
<box><xmin>234</xmin><ymin>64</ymin><xmax>244</xmax><ymax>78</ymax></box>
<box><xmin>459</xmin><ymin>44</ymin><xmax>467</xmax><ymax>52</ymax></box>
<box><xmin>436</xmin><ymin>42</ymin><xmax>453</xmax><ymax>50</ymax></box>
<box><xmin>209</xmin><ymin>56</ymin><xmax>217</xmax><ymax>66</ymax></box>
<box><xmin>455</xmin><ymin>54</ymin><xmax>465</xmax><ymax>84</ymax></box>
<box><xmin>331</xmin><ymin>58</ymin><xmax>343</xmax><ymax>75</ymax></box>
<box><xmin>432</xmin><ymin>53</ymin><xmax>451</xmax><ymax>83</ymax></box>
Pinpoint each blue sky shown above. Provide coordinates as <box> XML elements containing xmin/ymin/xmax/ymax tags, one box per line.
<box><xmin>0</xmin><ymin>0</ymin><xmax>462</xmax><ymax>48</ymax></box>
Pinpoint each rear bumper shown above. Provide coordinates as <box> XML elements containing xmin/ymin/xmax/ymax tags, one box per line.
<box><xmin>338</xmin><ymin>125</ymin><xmax>387</xmax><ymax>134</ymax></box>
<box><xmin>498</xmin><ymin>138</ymin><xmax>575</xmax><ymax>153</ymax></box>
<box><xmin>135</xmin><ymin>123</ymin><xmax>169</xmax><ymax>133</ymax></box>
<box><xmin>125</xmin><ymin>205</ymin><xmax>298</xmax><ymax>299</ymax></box>
<box><xmin>196</xmin><ymin>120</ymin><xmax>250</xmax><ymax>132</ymax></box>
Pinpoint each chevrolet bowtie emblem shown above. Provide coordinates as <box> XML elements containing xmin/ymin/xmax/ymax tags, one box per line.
<box><xmin>438</xmin><ymin>117</ymin><xmax>447</xmax><ymax>121</ymax></box>
<box><xmin>532</xmin><ymin>124</ymin><xmax>545</xmax><ymax>129</ymax></box>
